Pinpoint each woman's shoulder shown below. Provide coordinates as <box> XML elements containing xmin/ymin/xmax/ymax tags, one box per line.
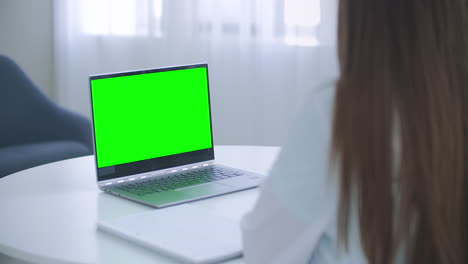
<box><xmin>302</xmin><ymin>80</ymin><xmax>336</xmax><ymax>123</ymax></box>
<box><xmin>286</xmin><ymin>80</ymin><xmax>336</xmax><ymax>144</ymax></box>
<box><xmin>240</xmin><ymin>80</ymin><xmax>341</xmax><ymax>263</ymax></box>
<box><xmin>275</xmin><ymin>80</ymin><xmax>336</xmax><ymax>169</ymax></box>
<box><xmin>265</xmin><ymin>80</ymin><xmax>338</xmax><ymax>222</ymax></box>
<box><xmin>240</xmin><ymin>80</ymin><xmax>373</xmax><ymax>264</ymax></box>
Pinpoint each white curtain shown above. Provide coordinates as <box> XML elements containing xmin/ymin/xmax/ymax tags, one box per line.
<box><xmin>53</xmin><ymin>0</ymin><xmax>338</xmax><ymax>146</ymax></box>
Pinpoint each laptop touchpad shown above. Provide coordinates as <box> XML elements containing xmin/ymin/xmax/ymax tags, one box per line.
<box><xmin>176</xmin><ymin>183</ymin><xmax>233</xmax><ymax>197</ymax></box>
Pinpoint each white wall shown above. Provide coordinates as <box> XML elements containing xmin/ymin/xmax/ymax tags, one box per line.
<box><xmin>0</xmin><ymin>0</ymin><xmax>54</xmax><ymax>98</ymax></box>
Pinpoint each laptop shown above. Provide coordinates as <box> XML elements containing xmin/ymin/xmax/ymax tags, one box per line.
<box><xmin>89</xmin><ymin>63</ymin><xmax>263</xmax><ymax>208</ymax></box>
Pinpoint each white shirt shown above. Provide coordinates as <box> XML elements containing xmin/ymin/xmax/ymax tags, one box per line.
<box><xmin>240</xmin><ymin>83</ymin><xmax>373</xmax><ymax>264</ymax></box>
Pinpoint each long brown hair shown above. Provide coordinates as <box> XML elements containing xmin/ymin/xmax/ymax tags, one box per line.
<box><xmin>332</xmin><ymin>0</ymin><xmax>468</xmax><ymax>263</ymax></box>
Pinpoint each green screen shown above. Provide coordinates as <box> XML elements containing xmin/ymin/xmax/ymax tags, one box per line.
<box><xmin>91</xmin><ymin>67</ymin><xmax>213</xmax><ymax>168</ymax></box>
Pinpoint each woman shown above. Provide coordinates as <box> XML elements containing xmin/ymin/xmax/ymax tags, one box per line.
<box><xmin>241</xmin><ymin>0</ymin><xmax>468</xmax><ymax>263</ymax></box>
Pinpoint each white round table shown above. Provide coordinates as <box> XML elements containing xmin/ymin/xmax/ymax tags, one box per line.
<box><xmin>0</xmin><ymin>146</ymin><xmax>280</xmax><ymax>264</ymax></box>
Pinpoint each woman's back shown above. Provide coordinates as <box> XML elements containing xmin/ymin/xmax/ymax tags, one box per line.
<box><xmin>242</xmin><ymin>0</ymin><xmax>468</xmax><ymax>263</ymax></box>
<box><xmin>242</xmin><ymin>84</ymin><xmax>404</xmax><ymax>263</ymax></box>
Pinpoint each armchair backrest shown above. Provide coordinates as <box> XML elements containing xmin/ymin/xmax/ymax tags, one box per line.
<box><xmin>0</xmin><ymin>55</ymin><xmax>92</xmax><ymax>151</ymax></box>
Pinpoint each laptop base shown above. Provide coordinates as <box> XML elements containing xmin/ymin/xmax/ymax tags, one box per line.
<box><xmin>101</xmin><ymin>165</ymin><xmax>263</xmax><ymax>208</ymax></box>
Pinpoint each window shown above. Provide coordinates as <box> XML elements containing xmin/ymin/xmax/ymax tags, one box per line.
<box><xmin>79</xmin><ymin>0</ymin><xmax>163</xmax><ymax>37</ymax></box>
<box><xmin>197</xmin><ymin>0</ymin><xmax>251</xmax><ymax>36</ymax></box>
<box><xmin>78</xmin><ymin>0</ymin><xmax>321</xmax><ymax>46</ymax></box>
<box><xmin>283</xmin><ymin>0</ymin><xmax>321</xmax><ymax>46</ymax></box>
<box><xmin>197</xmin><ymin>0</ymin><xmax>321</xmax><ymax>46</ymax></box>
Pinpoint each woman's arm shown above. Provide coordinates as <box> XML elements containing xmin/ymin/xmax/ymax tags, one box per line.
<box><xmin>241</xmin><ymin>85</ymin><xmax>338</xmax><ymax>264</ymax></box>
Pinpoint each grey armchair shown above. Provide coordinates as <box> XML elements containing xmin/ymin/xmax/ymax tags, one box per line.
<box><xmin>0</xmin><ymin>55</ymin><xmax>93</xmax><ymax>178</ymax></box>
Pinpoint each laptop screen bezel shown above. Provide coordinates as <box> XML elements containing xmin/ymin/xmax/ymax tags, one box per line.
<box><xmin>89</xmin><ymin>63</ymin><xmax>215</xmax><ymax>182</ymax></box>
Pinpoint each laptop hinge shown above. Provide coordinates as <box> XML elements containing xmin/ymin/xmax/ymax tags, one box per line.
<box><xmin>98</xmin><ymin>160</ymin><xmax>215</xmax><ymax>187</ymax></box>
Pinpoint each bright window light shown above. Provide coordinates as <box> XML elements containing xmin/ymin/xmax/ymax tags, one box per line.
<box><xmin>284</xmin><ymin>0</ymin><xmax>321</xmax><ymax>46</ymax></box>
<box><xmin>153</xmin><ymin>0</ymin><xmax>163</xmax><ymax>18</ymax></box>
<box><xmin>197</xmin><ymin>0</ymin><xmax>246</xmax><ymax>35</ymax></box>
<box><xmin>80</xmin><ymin>0</ymin><xmax>163</xmax><ymax>37</ymax></box>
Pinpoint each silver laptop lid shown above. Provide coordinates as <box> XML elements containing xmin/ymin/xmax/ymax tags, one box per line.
<box><xmin>89</xmin><ymin>64</ymin><xmax>215</xmax><ymax>183</ymax></box>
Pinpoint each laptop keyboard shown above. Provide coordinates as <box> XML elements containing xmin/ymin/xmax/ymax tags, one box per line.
<box><xmin>113</xmin><ymin>167</ymin><xmax>244</xmax><ymax>196</ymax></box>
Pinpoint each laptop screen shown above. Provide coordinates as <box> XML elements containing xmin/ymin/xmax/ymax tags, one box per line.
<box><xmin>90</xmin><ymin>64</ymin><xmax>214</xmax><ymax>181</ymax></box>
